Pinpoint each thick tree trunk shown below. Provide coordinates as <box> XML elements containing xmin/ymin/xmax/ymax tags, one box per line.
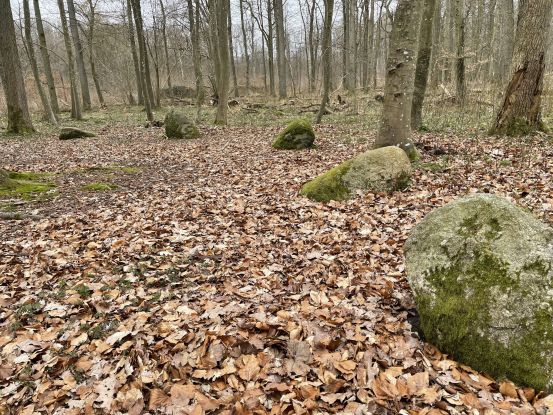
<box><xmin>0</xmin><ymin>0</ymin><xmax>35</xmax><ymax>133</ymax></box>
<box><xmin>23</xmin><ymin>0</ymin><xmax>57</xmax><ymax>124</ymax></box>
<box><xmin>239</xmin><ymin>0</ymin><xmax>251</xmax><ymax>94</ymax></box>
<box><xmin>274</xmin><ymin>0</ymin><xmax>287</xmax><ymax>98</ymax></box>
<box><xmin>411</xmin><ymin>0</ymin><xmax>437</xmax><ymax>130</ymax></box>
<box><xmin>315</xmin><ymin>0</ymin><xmax>334</xmax><ymax>124</ymax></box>
<box><xmin>374</xmin><ymin>0</ymin><xmax>422</xmax><ymax>159</ymax></box>
<box><xmin>58</xmin><ymin>0</ymin><xmax>82</xmax><ymax>120</ymax></box>
<box><xmin>33</xmin><ymin>0</ymin><xmax>60</xmax><ymax>115</ymax></box>
<box><xmin>210</xmin><ymin>0</ymin><xmax>230</xmax><ymax>124</ymax></box>
<box><xmin>491</xmin><ymin>0</ymin><xmax>553</xmax><ymax>136</ymax></box>
<box><xmin>67</xmin><ymin>0</ymin><xmax>92</xmax><ymax>110</ymax></box>
<box><xmin>130</xmin><ymin>0</ymin><xmax>154</xmax><ymax>121</ymax></box>
<box><xmin>127</xmin><ymin>0</ymin><xmax>143</xmax><ymax>105</ymax></box>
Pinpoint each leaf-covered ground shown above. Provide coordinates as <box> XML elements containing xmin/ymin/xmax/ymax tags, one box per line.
<box><xmin>1</xmin><ymin>112</ymin><xmax>553</xmax><ymax>414</ymax></box>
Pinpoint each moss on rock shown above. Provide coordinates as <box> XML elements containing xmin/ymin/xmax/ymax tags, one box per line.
<box><xmin>272</xmin><ymin>119</ymin><xmax>315</xmax><ymax>150</ymax></box>
<box><xmin>300</xmin><ymin>146</ymin><xmax>412</xmax><ymax>202</ymax></box>
<box><xmin>165</xmin><ymin>110</ymin><xmax>200</xmax><ymax>139</ymax></box>
<box><xmin>405</xmin><ymin>194</ymin><xmax>553</xmax><ymax>392</ymax></box>
<box><xmin>59</xmin><ymin>127</ymin><xmax>96</xmax><ymax>140</ymax></box>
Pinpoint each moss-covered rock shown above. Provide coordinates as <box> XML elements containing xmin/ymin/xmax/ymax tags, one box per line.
<box><xmin>164</xmin><ymin>110</ymin><xmax>200</xmax><ymax>139</ymax></box>
<box><xmin>272</xmin><ymin>119</ymin><xmax>315</xmax><ymax>149</ymax></box>
<box><xmin>0</xmin><ymin>170</ymin><xmax>56</xmax><ymax>199</ymax></box>
<box><xmin>300</xmin><ymin>146</ymin><xmax>411</xmax><ymax>202</ymax></box>
<box><xmin>405</xmin><ymin>194</ymin><xmax>553</xmax><ymax>392</ymax></box>
<box><xmin>59</xmin><ymin>127</ymin><xmax>96</xmax><ymax>140</ymax></box>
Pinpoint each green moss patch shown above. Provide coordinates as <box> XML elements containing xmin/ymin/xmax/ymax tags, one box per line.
<box><xmin>272</xmin><ymin>119</ymin><xmax>315</xmax><ymax>150</ymax></box>
<box><xmin>300</xmin><ymin>160</ymin><xmax>353</xmax><ymax>202</ymax></box>
<box><xmin>0</xmin><ymin>171</ymin><xmax>56</xmax><ymax>200</ymax></box>
<box><xmin>82</xmin><ymin>182</ymin><xmax>118</xmax><ymax>191</ymax></box>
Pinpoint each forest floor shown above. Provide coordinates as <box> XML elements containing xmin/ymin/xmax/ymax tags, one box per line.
<box><xmin>1</xmin><ymin>102</ymin><xmax>553</xmax><ymax>414</ymax></box>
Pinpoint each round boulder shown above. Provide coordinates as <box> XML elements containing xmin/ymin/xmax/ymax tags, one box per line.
<box><xmin>300</xmin><ymin>146</ymin><xmax>411</xmax><ymax>202</ymax></box>
<box><xmin>164</xmin><ymin>110</ymin><xmax>200</xmax><ymax>139</ymax></box>
<box><xmin>405</xmin><ymin>194</ymin><xmax>553</xmax><ymax>392</ymax></box>
<box><xmin>272</xmin><ymin>119</ymin><xmax>315</xmax><ymax>150</ymax></box>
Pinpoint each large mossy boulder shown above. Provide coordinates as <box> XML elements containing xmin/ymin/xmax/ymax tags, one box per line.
<box><xmin>405</xmin><ymin>194</ymin><xmax>553</xmax><ymax>392</ymax></box>
<box><xmin>164</xmin><ymin>110</ymin><xmax>199</xmax><ymax>139</ymax></box>
<box><xmin>272</xmin><ymin>119</ymin><xmax>315</xmax><ymax>150</ymax></box>
<box><xmin>59</xmin><ymin>127</ymin><xmax>96</xmax><ymax>140</ymax></box>
<box><xmin>300</xmin><ymin>146</ymin><xmax>411</xmax><ymax>202</ymax></box>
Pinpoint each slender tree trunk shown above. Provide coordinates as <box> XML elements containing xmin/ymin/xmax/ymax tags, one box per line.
<box><xmin>374</xmin><ymin>0</ymin><xmax>422</xmax><ymax>159</ymax></box>
<box><xmin>210</xmin><ymin>0</ymin><xmax>230</xmax><ymax>124</ymax></box>
<box><xmin>274</xmin><ymin>0</ymin><xmax>287</xmax><ymax>98</ymax></box>
<box><xmin>411</xmin><ymin>0</ymin><xmax>437</xmax><ymax>129</ymax></box>
<box><xmin>188</xmin><ymin>0</ymin><xmax>205</xmax><ymax>120</ymax></box>
<box><xmin>429</xmin><ymin>0</ymin><xmax>442</xmax><ymax>88</ymax></box>
<box><xmin>58</xmin><ymin>0</ymin><xmax>82</xmax><ymax>120</ymax></box>
<box><xmin>23</xmin><ymin>0</ymin><xmax>56</xmax><ymax>124</ymax></box>
<box><xmin>130</xmin><ymin>0</ymin><xmax>154</xmax><ymax>120</ymax></box>
<box><xmin>86</xmin><ymin>0</ymin><xmax>105</xmax><ymax>107</ymax></box>
<box><xmin>159</xmin><ymin>0</ymin><xmax>172</xmax><ymax>100</ymax></box>
<box><xmin>308</xmin><ymin>0</ymin><xmax>317</xmax><ymax>93</ymax></box>
<box><xmin>151</xmin><ymin>14</ymin><xmax>162</xmax><ymax>108</ymax></box>
<box><xmin>127</xmin><ymin>0</ymin><xmax>143</xmax><ymax>105</ymax></box>
<box><xmin>455</xmin><ymin>0</ymin><xmax>466</xmax><ymax>104</ymax></box>
<box><xmin>315</xmin><ymin>0</ymin><xmax>334</xmax><ymax>124</ymax></box>
<box><xmin>267</xmin><ymin>0</ymin><xmax>276</xmax><ymax>96</ymax></box>
<box><xmin>67</xmin><ymin>0</ymin><xmax>92</xmax><ymax>110</ymax></box>
<box><xmin>485</xmin><ymin>0</ymin><xmax>497</xmax><ymax>83</ymax></box>
<box><xmin>227</xmin><ymin>0</ymin><xmax>239</xmax><ymax>98</ymax></box>
<box><xmin>498</xmin><ymin>0</ymin><xmax>514</xmax><ymax>86</ymax></box>
<box><xmin>491</xmin><ymin>0</ymin><xmax>553</xmax><ymax>135</ymax></box>
<box><xmin>33</xmin><ymin>0</ymin><xmax>59</xmax><ymax>115</ymax></box>
<box><xmin>239</xmin><ymin>0</ymin><xmax>251</xmax><ymax>94</ymax></box>
<box><xmin>0</xmin><ymin>0</ymin><xmax>35</xmax><ymax>133</ymax></box>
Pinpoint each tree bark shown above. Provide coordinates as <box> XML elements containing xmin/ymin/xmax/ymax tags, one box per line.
<box><xmin>159</xmin><ymin>0</ymin><xmax>173</xmax><ymax>100</ymax></box>
<box><xmin>374</xmin><ymin>0</ymin><xmax>422</xmax><ymax>159</ymax></box>
<box><xmin>266</xmin><ymin>0</ymin><xmax>276</xmax><ymax>96</ymax></box>
<box><xmin>0</xmin><ymin>0</ymin><xmax>35</xmax><ymax>133</ymax></box>
<box><xmin>491</xmin><ymin>0</ymin><xmax>553</xmax><ymax>136</ymax></box>
<box><xmin>315</xmin><ymin>0</ymin><xmax>334</xmax><ymax>124</ymax></box>
<box><xmin>227</xmin><ymin>0</ymin><xmax>239</xmax><ymax>98</ymax></box>
<box><xmin>33</xmin><ymin>0</ymin><xmax>60</xmax><ymax>115</ymax></box>
<box><xmin>67</xmin><ymin>0</ymin><xmax>92</xmax><ymax>110</ymax></box>
<box><xmin>130</xmin><ymin>0</ymin><xmax>154</xmax><ymax>120</ymax></box>
<box><xmin>455</xmin><ymin>0</ymin><xmax>466</xmax><ymax>105</ymax></box>
<box><xmin>58</xmin><ymin>0</ymin><xmax>82</xmax><ymax>120</ymax></box>
<box><xmin>127</xmin><ymin>0</ymin><xmax>143</xmax><ymax>105</ymax></box>
<box><xmin>188</xmin><ymin>0</ymin><xmax>205</xmax><ymax>120</ymax></box>
<box><xmin>86</xmin><ymin>0</ymin><xmax>105</xmax><ymax>107</ymax></box>
<box><xmin>209</xmin><ymin>0</ymin><xmax>230</xmax><ymax>124</ymax></box>
<box><xmin>239</xmin><ymin>0</ymin><xmax>251</xmax><ymax>94</ymax></box>
<box><xmin>274</xmin><ymin>0</ymin><xmax>287</xmax><ymax>98</ymax></box>
<box><xmin>23</xmin><ymin>0</ymin><xmax>57</xmax><ymax>124</ymax></box>
<box><xmin>411</xmin><ymin>0</ymin><xmax>437</xmax><ymax>130</ymax></box>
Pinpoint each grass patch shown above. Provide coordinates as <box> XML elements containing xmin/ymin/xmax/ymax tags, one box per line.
<box><xmin>82</xmin><ymin>182</ymin><xmax>118</xmax><ymax>191</ymax></box>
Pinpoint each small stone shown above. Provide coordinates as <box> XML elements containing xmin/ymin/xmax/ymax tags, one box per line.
<box><xmin>164</xmin><ymin>110</ymin><xmax>199</xmax><ymax>139</ymax></box>
<box><xmin>59</xmin><ymin>127</ymin><xmax>96</xmax><ymax>140</ymax></box>
<box><xmin>272</xmin><ymin>119</ymin><xmax>315</xmax><ymax>150</ymax></box>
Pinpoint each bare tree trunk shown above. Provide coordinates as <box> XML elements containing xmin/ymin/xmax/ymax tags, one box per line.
<box><xmin>227</xmin><ymin>0</ymin><xmax>239</xmax><ymax>98</ymax></box>
<box><xmin>0</xmin><ymin>0</ymin><xmax>35</xmax><ymax>133</ymax></box>
<box><xmin>210</xmin><ymin>0</ymin><xmax>230</xmax><ymax>124</ymax></box>
<box><xmin>127</xmin><ymin>0</ymin><xmax>143</xmax><ymax>105</ymax></box>
<box><xmin>274</xmin><ymin>0</ymin><xmax>287</xmax><ymax>98</ymax></box>
<box><xmin>67</xmin><ymin>0</ymin><xmax>92</xmax><ymax>110</ymax></box>
<box><xmin>491</xmin><ymin>0</ymin><xmax>553</xmax><ymax>135</ymax></box>
<box><xmin>33</xmin><ymin>0</ymin><xmax>60</xmax><ymax>115</ymax></box>
<box><xmin>188</xmin><ymin>0</ymin><xmax>205</xmax><ymax>120</ymax></box>
<box><xmin>86</xmin><ymin>0</ymin><xmax>105</xmax><ymax>107</ymax></box>
<box><xmin>159</xmin><ymin>0</ymin><xmax>172</xmax><ymax>101</ymax></box>
<box><xmin>239</xmin><ymin>0</ymin><xmax>251</xmax><ymax>94</ymax></box>
<box><xmin>23</xmin><ymin>0</ymin><xmax>57</xmax><ymax>124</ymax></box>
<box><xmin>315</xmin><ymin>0</ymin><xmax>334</xmax><ymax>124</ymax></box>
<box><xmin>455</xmin><ymin>0</ymin><xmax>466</xmax><ymax>104</ymax></box>
<box><xmin>374</xmin><ymin>0</ymin><xmax>422</xmax><ymax>159</ymax></box>
<box><xmin>411</xmin><ymin>0</ymin><xmax>437</xmax><ymax>129</ymax></box>
<box><xmin>58</xmin><ymin>0</ymin><xmax>82</xmax><ymax>120</ymax></box>
<box><xmin>151</xmin><ymin>14</ymin><xmax>162</xmax><ymax>108</ymax></box>
<box><xmin>130</xmin><ymin>0</ymin><xmax>154</xmax><ymax>120</ymax></box>
<box><xmin>266</xmin><ymin>0</ymin><xmax>276</xmax><ymax>96</ymax></box>
<box><xmin>308</xmin><ymin>0</ymin><xmax>317</xmax><ymax>93</ymax></box>
<box><xmin>498</xmin><ymin>0</ymin><xmax>514</xmax><ymax>86</ymax></box>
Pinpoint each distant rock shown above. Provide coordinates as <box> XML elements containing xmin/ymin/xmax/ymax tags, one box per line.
<box><xmin>300</xmin><ymin>146</ymin><xmax>412</xmax><ymax>202</ymax></box>
<box><xmin>59</xmin><ymin>127</ymin><xmax>96</xmax><ymax>140</ymax></box>
<box><xmin>405</xmin><ymin>194</ymin><xmax>553</xmax><ymax>392</ymax></box>
<box><xmin>272</xmin><ymin>119</ymin><xmax>315</xmax><ymax>150</ymax></box>
<box><xmin>164</xmin><ymin>110</ymin><xmax>199</xmax><ymax>139</ymax></box>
